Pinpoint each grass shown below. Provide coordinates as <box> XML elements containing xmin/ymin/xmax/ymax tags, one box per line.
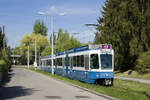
<box><xmin>27</xmin><ymin>68</ymin><xmax>150</xmax><ymax>100</ymax></box>
<box><xmin>115</xmin><ymin>70</ymin><xmax>150</xmax><ymax>80</ymax></box>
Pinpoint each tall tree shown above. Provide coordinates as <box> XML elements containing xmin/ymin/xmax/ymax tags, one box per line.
<box><xmin>55</xmin><ymin>28</ymin><xmax>65</xmax><ymax>52</ymax></box>
<box><xmin>95</xmin><ymin>0</ymin><xmax>150</xmax><ymax>71</ymax></box>
<box><xmin>56</xmin><ymin>28</ymin><xmax>83</xmax><ymax>52</ymax></box>
<box><xmin>0</xmin><ymin>26</ymin><xmax>6</xmax><ymax>51</ymax></box>
<box><xmin>0</xmin><ymin>27</ymin><xmax>3</xmax><ymax>51</ymax></box>
<box><xmin>33</xmin><ymin>19</ymin><xmax>47</xmax><ymax>36</ymax></box>
<box><xmin>0</xmin><ymin>26</ymin><xmax>11</xmax><ymax>67</ymax></box>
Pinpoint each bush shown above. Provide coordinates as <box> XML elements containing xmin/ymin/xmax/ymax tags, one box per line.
<box><xmin>0</xmin><ymin>59</ymin><xmax>7</xmax><ymax>72</ymax></box>
<box><xmin>0</xmin><ymin>50</ymin><xmax>11</xmax><ymax>68</ymax></box>
<box><xmin>136</xmin><ymin>49</ymin><xmax>150</xmax><ymax>73</ymax></box>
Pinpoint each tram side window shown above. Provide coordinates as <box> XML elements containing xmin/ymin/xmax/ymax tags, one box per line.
<box><xmin>57</xmin><ymin>58</ymin><xmax>62</xmax><ymax>66</ymax></box>
<box><xmin>56</xmin><ymin>59</ymin><xmax>58</xmax><ymax>66</ymax></box>
<box><xmin>77</xmin><ymin>56</ymin><xmax>81</xmax><ymax>67</ymax></box>
<box><xmin>56</xmin><ymin>58</ymin><xmax>58</xmax><ymax>66</ymax></box>
<box><xmin>69</xmin><ymin>57</ymin><xmax>71</xmax><ymax>67</ymax></box>
<box><xmin>60</xmin><ymin>58</ymin><xmax>62</xmax><ymax>66</ymax></box>
<box><xmin>57</xmin><ymin>58</ymin><xmax>60</xmax><ymax>66</ymax></box>
<box><xmin>47</xmin><ymin>60</ymin><xmax>49</xmax><ymax>66</ymax></box>
<box><xmin>69</xmin><ymin>57</ymin><xmax>73</xmax><ymax>68</ymax></box>
<box><xmin>54</xmin><ymin>59</ymin><xmax>55</xmax><ymax>66</ymax></box>
<box><xmin>62</xmin><ymin>58</ymin><xmax>65</xmax><ymax>68</ymax></box>
<box><xmin>55</xmin><ymin>59</ymin><xmax>57</xmax><ymax>67</ymax></box>
<box><xmin>46</xmin><ymin>60</ymin><xmax>48</xmax><ymax>66</ymax></box>
<box><xmin>84</xmin><ymin>55</ymin><xmax>89</xmax><ymax>70</ymax></box>
<box><xmin>81</xmin><ymin>55</ymin><xmax>84</xmax><ymax>67</ymax></box>
<box><xmin>73</xmin><ymin>56</ymin><xmax>76</xmax><ymax>67</ymax></box>
<box><xmin>48</xmin><ymin>60</ymin><xmax>51</xmax><ymax>66</ymax></box>
<box><xmin>71</xmin><ymin>57</ymin><xmax>73</xmax><ymax>68</ymax></box>
<box><xmin>90</xmin><ymin>54</ymin><xmax>99</xmax><ymax>69</ymax></box>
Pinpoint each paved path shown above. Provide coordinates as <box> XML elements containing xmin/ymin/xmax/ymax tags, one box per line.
<box><xmin>115</xmin><ymin>76</ymin><xmax>150</xmax><ymax>85</ymax></box>
<box><xmin>0</xmin><ymin>67</ymin><xmax>109</xmax><ymax>100</ymax></box>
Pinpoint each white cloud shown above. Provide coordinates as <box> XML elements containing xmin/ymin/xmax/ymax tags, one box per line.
<box><xmin>46</xmin><ymin>5</ymin><xmax>99</xmax><ymax>15</ymax></box>
<box><xmin>45</xmin><ymin>6</ymin><xmax>59</xmax><ymax>15</ymax></box>
<box><xmin>67</xmin><ymin>8</ymin><xmax>99</xmax><ymax>15</ymax></box>
<box><xmin>48</xmin><ymin>6</ymin><xmax>58</xmax><ymax>13</ymax></box>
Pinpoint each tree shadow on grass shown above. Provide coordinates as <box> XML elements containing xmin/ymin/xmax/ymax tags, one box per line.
<box><xmin>0</xmin><ymin>86</ymin><xmax>37</xmax><ymax>100</ymax></box>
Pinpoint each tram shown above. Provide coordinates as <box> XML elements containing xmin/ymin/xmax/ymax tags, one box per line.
<box><xmin>41</xmin><ymin>44</ymin><xmax>114</xmax><ymax>86</ymax></box>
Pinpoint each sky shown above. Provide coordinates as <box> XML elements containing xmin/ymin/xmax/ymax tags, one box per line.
<box><xmin>0</xmin><ymin>0</ymin><xmax>106</xmax><ymax>48</ymax></box>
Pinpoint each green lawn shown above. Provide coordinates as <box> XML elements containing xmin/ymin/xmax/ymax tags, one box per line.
<box><xmin>115</xmin><ymin>70</ymin><xmax>150</xmax><ymax>80</ymax></box>
<box><xmin>27</xmin><ymin>68</ymin><xmax>150</xmax><ymax>100</ymax></box>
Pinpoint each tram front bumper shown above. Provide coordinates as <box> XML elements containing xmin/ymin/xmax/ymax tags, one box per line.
<box><xmin>88</xmin><ymin>72</ymin><xmax>114</xmax><ymax>79</ymax></box>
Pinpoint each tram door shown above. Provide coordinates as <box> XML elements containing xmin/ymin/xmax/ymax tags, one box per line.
<box><xmin>69</xmin><ymin>57</ymin><xmax>73</xmax><ymax>70</ymax></box>
<box><xmin>84</xmin><ymin>55</ymin><xmax>89</xmax><ymax>70</ymax></box>
<box><xmin>65</xmin><ymin>53</ymin><xmax>69</xmax><ymax>74</ymax></box>
<box><xmin>84</xmin><ymin>55</ymin><xmax>89</xmax><ymax>79</ymax></box>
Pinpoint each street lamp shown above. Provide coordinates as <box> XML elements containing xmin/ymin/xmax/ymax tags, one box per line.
<box><xmin>38</xmin><ymin>11</ymin><xmax>65</xmax><ymax>75</ymax></box>
<box><xmin>71</xmin><ymin>32</ymin><xmax>80</xmax><ymax>35</ymax></box>
<box><xmin>27</xmin><ymin>45</ymin><xmax>30</xmax><ymax>69</ymax></box>
<box><xmin>85</xmin><ymin>24</ymin><xmax>98</xmax><ymax>27</ymax></box>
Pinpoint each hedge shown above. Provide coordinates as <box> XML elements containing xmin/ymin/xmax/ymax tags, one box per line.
<box><xmin>0</xmin><ymin>59</ymin><xmax>7</xmax><ymax>72</ymax></box>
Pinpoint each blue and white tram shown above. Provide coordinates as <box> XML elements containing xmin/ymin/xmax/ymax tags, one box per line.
<box><xmin>41</xmin><ymin>44</ymin><xmax>114</xmax><ymax>85</ymax></box>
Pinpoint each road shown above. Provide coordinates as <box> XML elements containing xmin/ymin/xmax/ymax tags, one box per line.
<box><xmin>115</xmin><ymin>76</ymin><xmax>150</xmax><ymax>85</ymax></box>
<box><xmin>0</xmin><ymin>67</ymin><xmax>110</xmax><ymax>100</ymax></box>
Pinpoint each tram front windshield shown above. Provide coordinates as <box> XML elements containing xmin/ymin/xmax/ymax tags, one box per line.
<box><xmin>100</xmin><ymin>54</ymin><xmax>112</xmax><ymax>70</ymax></box>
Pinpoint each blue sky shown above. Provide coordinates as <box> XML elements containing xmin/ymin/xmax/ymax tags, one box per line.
<box><xmin>0</xmin><ymin>0</ymin><xmax>106</xmax><ymax>48</ymax></box>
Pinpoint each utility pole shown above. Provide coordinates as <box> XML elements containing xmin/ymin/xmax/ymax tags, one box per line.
<box><xmin>13</xmin><ymin>48</ymin><xmax>15</xmax><ymax>66</ymax></box>
<box><xmin>38</xmin><ymin>11</ymin><xmax>65</xmax><ymax>75</ymax></box>
<box><xmin>34</xmin><ymin>39</ymin><xmax>37</xmax><ymax>68</ymax></box>
<box><xmin>51</xmin><ymin>16</ymin><xmax>54</xmax><ymax>75</ymax></box>
<box><xmin>27</xmin><ymin>45</ymin><xmax>30</xmax><ymax>69</ymax></box>
<box><xmin>39</xmin><ymin>50</ymin><xmax>40</xmax><ymax>67</ymax></box>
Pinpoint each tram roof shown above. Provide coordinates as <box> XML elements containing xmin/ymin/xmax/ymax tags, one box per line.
<box><xmin>41</xmin><ymin>44</ymin><xmax>112</xmax><ymax>59</ymax></box>
<box><xmin>56</xmin><ymin>45</ymin><xmax>101</xmax><ymax>56</ymax></box>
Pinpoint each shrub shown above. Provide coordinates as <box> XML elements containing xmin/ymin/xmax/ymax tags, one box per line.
<box><xmin>0</xmin><ymin>50</ymin><xmax>11</xmax><ymax>68</ymax></box>
<box><xmin>0</xmin><ymin>59</ymin><xmax>7</xmax><ymax>72</ymax></box>
<box><xmin>136</xmin><ymin>49</ymin><xmax>150</xmax><ymax>73</ymax></box>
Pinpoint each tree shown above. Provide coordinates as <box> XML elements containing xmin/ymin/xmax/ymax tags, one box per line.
<box><xmin>55</xmin><ymin>28</ymin><xmax>83</xmax><ymax>52</ymax></box>
<box><xmin>20</xmin><ymin>33</ymin><xmax>49</xmax><ymax>64</ymax></box>
<box><xmin>68</xmin><ymin>36</ymin><xmax>82</xmax><ymax>49</ymax></box>
<box><xmin>95</xmin><ymin>0</ymin><xmax>150</xmax><ymax>71</ymax></box>
<box><xmin>0</xmin><ymin>27</ymin><xmax>3</xmax><ymax>51</ymax></box>
<box><xmin>41</xmin><ymin>46</ymin><xmax>51</xmax><ymax>56</ymax></box>
<box><xmin>0</xmin><ymin>26</ymin><xmax>11</xmax><ymax>68</ymax></box>
<box><xmin>0</xmin><ymin>26</ymin><xmax>7</xmax><ymax>52</ymax></box>
<box><xmin>33</xmin><ymin>19</ymin><xmax>47</xmax><ymax>36</ymax></box>
<box><xmin>13</xmin><ymin>47</ymin><xmax>22</xmax><ymax>55</ymax></box>
<box><xmin>55</xmin><ymin>28</ymin><xmax>65</xmax><ymax>52</ymax></box>
<box><xmin>136</xmin><ymin>49</ymin><xmax>150</xmax><ymax>73</ymax></box>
